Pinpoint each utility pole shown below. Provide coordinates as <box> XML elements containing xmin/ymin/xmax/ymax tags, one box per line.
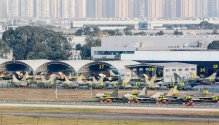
<box><xmin>36</xmin><ymin>112</ymin><xmax>41</xmax><ymax>125</ymax></box>
<box><xmin>1</xmin><ymin>111</ymin><xmax>2</xmax><ymax>125</ymax></box>
<box><xmin>55</xmin><ymin>84</ymin><xmax>58</xmax><ymax>99</ymax></box>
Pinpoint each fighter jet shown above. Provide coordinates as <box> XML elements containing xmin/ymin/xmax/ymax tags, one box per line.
<box><xmin>143</xmin><ymin>74</ymin><xmax>161</xmax><ymax>89</ymax></box>
<box><xmin>123</xmin><ymin>85</ymin><xmax>150</xmax><ymax>103</ymax></box>
<box><xmin>190</xmin><ymin>88</ymin><xmax>219</xmax><ymax>103</ymax></box>
<box><xmin>173</xmin><ymin>72</ymin><xmax>217</xmax><ymax>88</ymax></box>
<box><xmin>37</xmin><ymin>74</ymin><xmax>58</xmax><ymax>88</ymax></box>
<box><xmin>58</xmin><ymin>73</ymin><xmax>79</xmax><ymax>88</ymax></box>
<box><xmin>77</xmin><ymin>74</ymin><xmax>89</xmax><ymax>88</ymax></box>
<box><xmin>106</xmin><ymin>70</ymin><xmax>118</xmax><ymax>81</ymax></box>
<box><xmin>95</xmin><ymin>86</ymin><xmax>123</xmax><ymax>103</ymax></box>
<box><xmin>150</xmin><ymin>85</ymin><xmax>179</xmax><ymax>104</ymax></box>
<box><xmin>91</xmin><ymin>74</ymin><xmax>106</xmax><ymax>89</ymax></box>
<box><xmin>197</xmin><ymin>72</ymin><xmax>217</xmax><ymax>85</ymax></box>
<box><xmin>10</xmin><ymin>74</ymin><xmax>28</xmax><ymax>87</ymax></box>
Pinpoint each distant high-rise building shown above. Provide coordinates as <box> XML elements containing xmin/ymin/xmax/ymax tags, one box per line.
<box><xmin>96</xmin><ymin>0</ymin><xmax>103</xmax><ymax>18</ymax></box>
<box><xmin>208</xmin><ymin>0</ymin><xmax>219</xmax><ymax>17</ymax></box>
<box><xmin>148</xmin><ymin>0</ymin><xmax>164</xmax><ymax>19</ymax></box>
<box><xmin>49</xmin><ymin>0</ymin><xmax>58</xmax><ymax>18</ymax></box>
<box><xmin>102</xmin><ymin>0</ymin><xmax>115</xmax><ymax>18</ymax></box>
<box><xmin>165</xmin><ymin>0</ymin><xmax>177</xmax><ymax>18</ymax></box>
<box><xmin>3</xmin><ymin>0</ymin><xmax>219</xmax><ymax>19</ymax></box>
<box><xmin>133</xmin><ymin>0</ymin><xmax>148</xmax><ymax>18</ymax></box>
<box><xmin>128</xmin><ymin>0</ymin><xmax>135</xmax><ymax>18</ymax></box>
<box><xmin>75</xmin><ymin>0</ymin><xmax>86</xmax><ymax>18</ymax></box>
<box><xmin>86</xmin><ymin>0</ymin><xmax>95</xmax><ymax>18</ymax></box>
<box><xmin>176</xmin><ymin>0</ymin><xmax>181</xmax><ymax>18</ymax></box>
<box><xmin>115</xmin><ymin>0</ymin><xmax>129</xmax><ymax>18</ymax></box>
<box><xmin>181</xmin><ymin>0</ymin><xmax>195</xmax><ymax>18</ymax></box>
<box><xmin>19</xmin><ymin>0</ymin><xmax>34</xmax><ymax>17</ymax></box>
<box><xmin>35</xmin><ymin>0</ymin><xmax>50</xmax><ymax>18</ymax></box>
<box><xmin>58</xmin><ymin>0</ymin><xmax>76</xmax><ymax>18</ymax></box>
<box><xmin>7</xmin><ymin>0</ymin><xmax>19</xmax><ymax>17</ymax></box>
<box><xmin>195</xmin><ymin>0</ymin><xmax>208</xmax><ymax>18</ymax></box>
<box><xmin>0</xmin><ymin>0</ymin><xmax>7</xmax><ymax>18</ymax></box>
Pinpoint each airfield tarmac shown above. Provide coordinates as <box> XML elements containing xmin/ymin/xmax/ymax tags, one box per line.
<box><xmin>0</xmin><ymin>103</ymin><xmax>219</xmax><ymax>122</ymax></box>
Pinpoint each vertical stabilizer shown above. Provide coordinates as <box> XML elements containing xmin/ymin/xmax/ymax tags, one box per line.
<box><xmin>111</xmin><ymin>85</ymin><xmax>119</xmax><ymax>97</ymax></box>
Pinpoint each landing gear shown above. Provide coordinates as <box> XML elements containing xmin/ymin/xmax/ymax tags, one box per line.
<box><xmin>128</xmin><ymin>100</ymin><xmax>139</xmax><ymax>104</ymax></box>
<box><xmin>156</xmin><ymin>100</ymin><xmax>169</xmax><ymax>104</ymax></box>
<box><xmin>99</xmin><ymin>99</ymin><xmax>113</xmax><ymax>103</ymax></box>
<box><xmin>183</xmin><ymin>101</ymin><xmax>195</xmax><ymax>106</ymax></box>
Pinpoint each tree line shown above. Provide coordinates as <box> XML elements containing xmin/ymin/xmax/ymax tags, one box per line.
<box><xmin>0</xmin><ymin>26</ymin><xmax>72</xmax><ymax>60</ymax></box>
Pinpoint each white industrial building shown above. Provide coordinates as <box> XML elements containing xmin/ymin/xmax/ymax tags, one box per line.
<box><xmin>92</xmin><ymin>36</ymin><xmax>219</xmax><ymax>60</ymax></box>
<box><xmin>125</xmin><ymin>62</ymin><xmax>197</xmax><ymax>83</ymax></box>
<box><xmin>121</xmin><ymin>51</ymin><xmax>219</xmax><ymax>62</ymax></box>
<box><xmin>121</xmin><ymin>51</ymin><xmax>219</xmax><ymax>77</ymax></box>
<box><xmin>149</xmin><ymin>63</ymin><xmax>197</xmax><ymax>83</ymax></box>
<box><xmin>71</xmin><ymin>20</ymin><xmax>139</xmax><ymax>30</ymax></box>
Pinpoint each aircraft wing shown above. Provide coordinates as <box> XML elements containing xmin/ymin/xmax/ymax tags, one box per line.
<box><xmin>136</xmin><ymin>97</ymin><xmax>151</xmax><ymax>101</ymax></box>
<box><xmin>198</xmin><ymin>97</ymin><xmax>213</xmax><ymax>100</ymax></box>
<box><xmin>107</xmin><ymin>97</ymin><xmax>124</xmax><ymax>101</ymax></box>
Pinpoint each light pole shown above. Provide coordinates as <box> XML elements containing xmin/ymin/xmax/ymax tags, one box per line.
<box><xmin>55</xmin><ymin>83</ymin><xmax>58</xmax><ymax>99</ymax></box>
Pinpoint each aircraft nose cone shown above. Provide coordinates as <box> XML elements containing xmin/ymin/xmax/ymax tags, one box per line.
<box><xmin>124</xmin><ymin>93</ymin><xmax>131</xmax><ymax>98</ymax></box>
<box><xmin>95</xmin><ymin>93</ymin><xmax>104</xmax><ymax>98</ymax></box>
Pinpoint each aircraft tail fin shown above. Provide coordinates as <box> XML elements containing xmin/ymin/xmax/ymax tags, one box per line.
<box><xmin>138</xmin><ymin>86</ymin><xmax>147</xmax><ymax>97</ymax></box>
<box><xmin>21</xmin><ymin>72</ymin><xmax>30</xmax><ymax>81</ymax></box>
<box><xmin>173</xmin><ymin>85</ymin><xmax>179</xmax><ymax>95</ymax></box>
<box><xmin>144</xmin><ymin>74</ymin><xmax>156</xmax><ymax>88</ymax></box>
<box><xmin>190</xmin><ymin>72</ymin><xmax>199</xmax><ymax>79</ymax></box>
<box><xmin>93</xmin><ymin>77</ymin><xmax>98</xmax><ymax>83</ymax></box>
<box><xmin>77</xmin><ymin>75</ymin><xmax>84</xmax><ymax>81</ymax></box>
<box><xmin>98</xmin><ymin>74</ymin><xmax>105</xmax><ymax>83</ymax></box>
<box><xmin>41</xmin><ymin>75</ymin><xmax>47</xmax><ymax>82</ymax></box>
<box><xmin>110</xmin><ymin>70</ymin><xmax>116</xmax><ymax>76</ymax></box>
<box><xmin>111</xmin><ymin>85</ymin><xmax>119</xmax><ymax>97</ymax></box>
<box><xmin>64</xmin><ymin>75</ymin><xmax>71</xmax><ymax>83</ymax></box>
<box><xmin>174</xmin><ymin>73</ymin><xmax>185</xmax><ymax>82</ymax></box>
<box><xmin>12</xmin><ymin>75</ymin><xmax>20</xmax><ymax>83</ymax></box>
<box><xmin>166</xmin><ymin>85</ymin><xmax>178</xmax><ymax>96</ymax></box>
<box><xmin>207</xmin><ymin>73</ymin><xmax>217</xmax><ymax>81</ymax></box>
<box><xmin>48</xmin><ymin>74</ymin><xmax>57</xmax><ymax>82</ymax></box>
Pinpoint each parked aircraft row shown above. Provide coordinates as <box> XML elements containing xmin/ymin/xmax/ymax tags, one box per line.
<box><xmin>95</xmin><ymin>83</ymin><xmax>219</xmax><ymax>106</ymax></box>
<box><xmin>0</xmin><ymin>71</ymin><xmax>217</xmax><ymax>90</ymax></box>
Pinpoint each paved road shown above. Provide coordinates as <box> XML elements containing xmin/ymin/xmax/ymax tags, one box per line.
<box><xmin>3</xmin><ymin>112</ymin><xmax>219</xmax><ymax>122</ymax></box>
<box><xmin>0</xmin><ymin>103</ymin><xmax>219</xmax><ymax>112</ymax></box>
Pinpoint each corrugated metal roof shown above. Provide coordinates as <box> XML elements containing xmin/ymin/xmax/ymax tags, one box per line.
<box><xmin>146</xmin><ymin>62</ymin><xmax>197</xmax><ymax>67</ymax></box>
<box><xmin>121</xmin><ymin>51</ymin><xmax>219</xmax><ymax>62</ymax></box>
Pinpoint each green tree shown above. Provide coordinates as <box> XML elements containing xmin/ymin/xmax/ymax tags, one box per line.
<box><xmin>75</xmin><ymin>29</ymin><xmax>83</xmax><ymax>36</ymax></box>
<box><xmin>157</xmin><ymin>30</ymin><xmax>164</xmax><ymax>35</ymax></box>
<box><xmin>199</xmin><ymin>21</ymin><xmax>214</xmax><ymax>29</ymax></box>
<box><xmin>0</xmin><ymin>39</ymin><xmax>11</xmax><ymax>58</ymax></box>
<box><xmin>93</xmin><ymin>27</ymin><xmax>100</xmax><ymax>34</ymax></box>
<box><xmin>80</xmin><ymin>36</ymin><xmax>101</xmax><ymax>59</ymax></box>
<box><xmin>208</xmin><ymin>41</ymin><xmax>219</xmax><ymax>49</ymax></box>
<box><xmin>84</xmin><ymin>27</ymin><xmax>91</xmax><ymax>35</ymax></box>
<box><xmin>173</xmin><ymin>30</ymin><xmax>183</xmax><ymax>35</ymax></box>
<box><xmin>2</xmin><ymin>26</ymin><xmax>72</xmax><ymax>60</ymax></box>
<box><xmin>75</xmin><ymin>44</ymin><xmax>82</xmax><ymax>50</ymax></box>
<box><xmin>124</xmin><ymin>30</ymin><xmax>132</xmax><ymax>36</ymax></box>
